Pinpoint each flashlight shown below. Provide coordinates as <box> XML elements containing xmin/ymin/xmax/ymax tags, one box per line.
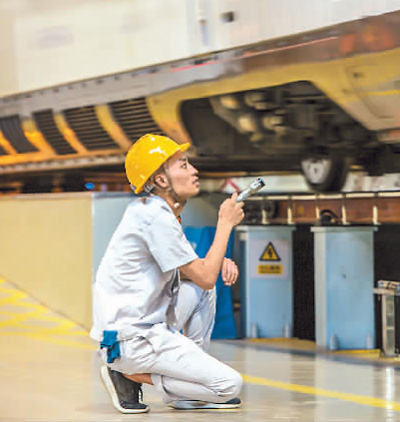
<box><xmin>237</xmin><ymin>177</ymin><xmax>266</xmax><ymax>202</ymax></box>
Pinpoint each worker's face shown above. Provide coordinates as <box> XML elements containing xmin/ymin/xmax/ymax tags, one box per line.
<box><xmin>167</xmin><ymin>151</ymin><xmax>199</xmax><ymax>199</ymax></box>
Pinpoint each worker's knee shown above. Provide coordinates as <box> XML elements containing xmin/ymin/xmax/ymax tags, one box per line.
<box><xmin>216</xmin><ymin>368</ymin><xmax>243</xmax><ymax>400</ymax></box>
<box><xmin>229</xmin><ymin>369</ymin><xmax>243</xmax><ymax>397</ymax></box>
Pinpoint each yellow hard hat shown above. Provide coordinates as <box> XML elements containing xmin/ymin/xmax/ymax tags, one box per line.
<box><xmin>125</xmin><ymin>134</ymin><xmax>190</xmax><ymax>193</ymax></box>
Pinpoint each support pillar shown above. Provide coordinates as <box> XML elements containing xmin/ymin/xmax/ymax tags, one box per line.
<box><xmin>312</xmin><ymin>226</ymin><xmax>376</xmax><ymax>350</ymax></box>
<box><xmin>236</xmin><ymin>225</ymin><xmax>295</xmax><ymax>338</ymax></box>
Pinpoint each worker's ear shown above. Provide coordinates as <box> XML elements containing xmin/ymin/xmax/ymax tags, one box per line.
<box><xmin>154</xmin><ymin>172</ymin><xmax>169</xmax><ymax>189</ymax></box>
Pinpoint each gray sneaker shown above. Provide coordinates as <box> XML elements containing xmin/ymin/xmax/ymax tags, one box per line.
<box><xmin>100</xmin><ymin>366</ymin><xmax>149</xmax><ymax>413</ymax></box>
<box><xmin>170</xmin><ymin>397</ymin><xmax>241</xmax><ymax>410</ymax></box>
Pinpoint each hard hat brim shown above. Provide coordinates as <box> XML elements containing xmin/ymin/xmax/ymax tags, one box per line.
<box><xmin>178</xmin><ymin>142</ymin><xmax>191</xmax><ymax>153</ymax></box>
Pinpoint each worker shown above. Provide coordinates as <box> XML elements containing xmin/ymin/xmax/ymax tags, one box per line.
<box><xmin>90</xmin><ymin>134</ymin><xmax>244</xmax><ymax>413</ymax></box>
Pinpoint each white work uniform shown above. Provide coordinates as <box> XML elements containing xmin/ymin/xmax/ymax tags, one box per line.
<box><xmin>90</xmin><ymin>195</ymin><xmax>242</xmax><ymax>404</ymax></box>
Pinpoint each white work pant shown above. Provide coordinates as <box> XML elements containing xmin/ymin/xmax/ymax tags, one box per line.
<box><xmin>103</xmin><ymin>282</ymin><xmax>242</xmax><ymax>404</ymax></box>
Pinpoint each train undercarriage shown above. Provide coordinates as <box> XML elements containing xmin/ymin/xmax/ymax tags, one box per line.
<box><xmin>1</xmin><ymin>10</ymin><xmax>400</xmax><ymax>193</ymax></box>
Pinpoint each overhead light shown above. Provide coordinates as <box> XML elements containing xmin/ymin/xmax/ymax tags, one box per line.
<box><xmin>244</xmin><ymin>91</ymin><xmax>268</xmax><ymax>109</ymax></box>
<box><xmin>219</xmin><ymin>95</ymin><xmax>240</xmax><ymax>109</ymax></box>
<box><xmin>262</xmin><ymin>114</ymin><xmax>283</xmax><ymax>131</ymax></box>
<box><xmin>238</xmin><ymin>114</ymin><xmax>257</xmax><ymax>132</ymax></box>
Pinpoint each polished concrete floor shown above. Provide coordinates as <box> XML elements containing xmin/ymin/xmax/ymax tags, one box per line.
<box><xmin>1</xmin><ymin>277</ymin><xmax>400</xmax><ymax>421</ymax></box>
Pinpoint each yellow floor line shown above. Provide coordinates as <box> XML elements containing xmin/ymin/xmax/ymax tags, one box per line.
<box><xmin>0</xmin><ymin>278</ymin><xmax>93</xmax><ymax>347</ymax></box>
<box><xmin>22</xmin><ymin>332</ymin><xmax>97</xmax><ymax>350</ymax></box>
<box><xmin>242</xmin><ymin>374</ymin><xmax>400</xmax><ymax>411</ymax></box>
<box><xmin>18</xmin><ymin>319</ymin><xmax>76</xmax><ymax>332</ymax></box>
<box><xmin>0</xmin><ymin>309</ymin><xmax>47</xmax><ymax>329</ymax></box>
<box><xmin>0</xmin><ymin>328</ymin><xmax>88</xmax><ymax>336</ymax></box>
<box><xmin>0</xmin><ymin>291</ymin><xmax>28</xmax><ymax>305</ymax></box>
<box><xmin>331</xmin><ymin>349</ymin><xmax>380</xmax><ymax>354</ymax></box>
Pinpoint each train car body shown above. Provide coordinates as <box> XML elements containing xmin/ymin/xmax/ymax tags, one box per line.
<box><xmin>1</xmin><ymin>0</ymin><xmax>400</xmax><ymax>192</ymax></box>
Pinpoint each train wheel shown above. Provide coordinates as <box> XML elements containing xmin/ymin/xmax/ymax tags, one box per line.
<box><xmin>301</xmin><ymin>151</ymin><xmax>349</xmax><ymax>192</ymax></box>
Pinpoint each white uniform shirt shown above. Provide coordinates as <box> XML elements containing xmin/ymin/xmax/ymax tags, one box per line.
<box><xmin>90</xmin><ymin>195</ymin><xmax>198</xmax><ymax>342</ymax></box>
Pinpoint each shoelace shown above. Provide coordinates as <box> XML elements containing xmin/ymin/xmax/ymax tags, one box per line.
<box><xmin>133</xmin><ymin>383</ymin><xmax>144</xmax><ymax>402</ymax></box>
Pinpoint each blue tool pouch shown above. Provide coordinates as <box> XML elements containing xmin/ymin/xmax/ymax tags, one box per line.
<box><xmin>100</xmin><ymin>330</ymin><xmax>121</xmax><ymax>363</ymax></box>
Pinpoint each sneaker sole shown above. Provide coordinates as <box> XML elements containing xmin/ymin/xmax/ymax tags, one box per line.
<box><xmin>169</xmin><ymin>400</ymin><xmax>241</xmax><ymax>410</ymax></box>
<box><xmin>100</xmin><ymin>366</ymin><xmax>149</xmax><ymax>414</ymax></box>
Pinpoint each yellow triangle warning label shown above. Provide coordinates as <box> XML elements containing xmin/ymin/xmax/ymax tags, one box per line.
<box><xmin>260</xmin><ymin>242</ymin><xmax>281</xmax><ymax>262</ymax></box>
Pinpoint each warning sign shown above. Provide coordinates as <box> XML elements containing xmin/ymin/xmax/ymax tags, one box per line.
<box><xmin>260</xmin><ymin>242</ymin><xmax>281</xmax><ymax>262</ymax></box>
<box><xmin>246</xmin><ymin>236</ymin><xmax>291</xmax><ymax>279</ymax></box>
<box><xmin>258</xmin><ymin>264</ymin><xmax>283</xmax><ymax>275</ymax></box>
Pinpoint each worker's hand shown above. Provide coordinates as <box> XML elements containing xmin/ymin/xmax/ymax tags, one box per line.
<box><xmin>218</xmin><ymin>192</ymin><xmax>244</xmax><ymax>228</ymax></box>
<box><xmin>221</xmin><ymin>258</ymin><xmax>239</xmax><ymax>286</ymax></box>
